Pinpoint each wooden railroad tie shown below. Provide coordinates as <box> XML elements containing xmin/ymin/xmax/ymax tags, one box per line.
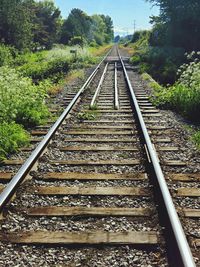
<box><xmin>33</xmin><ymin>186</ymin><xmax>150</xmax><ymax>196</ymax></box>
<box><xmin>59</xmin><ymin>146</ymin><xmax>138</xmax><ymax>152</ymax></box>
<box><xmin>42</xmin><ymin>172</ymin><xmax>147</xmax><ymax>181</ymax></box>
<box><xmin>25</xmin><ymin>207</ymin><xmax>153</xmax><ymax>217</ymax></box>
<box><xmin>0</xmin><ymin>231</ymin><xmax>159</xmax><ymax>245</ymax></box>
<box><xmin>170</xmin><ymin>173</ymin><xmax>200</xmax><ymax>182</ymax></box>
<box><xmin>50</xmin><ymin>159</ymin><xmax>140</xmax><ymax>166</ymax></box>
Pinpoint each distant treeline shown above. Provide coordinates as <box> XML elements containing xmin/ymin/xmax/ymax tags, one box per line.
<box><xmin>0</xmin><ymin>0</ymin><xmax>114</xmax><ymax>51</ymax></box>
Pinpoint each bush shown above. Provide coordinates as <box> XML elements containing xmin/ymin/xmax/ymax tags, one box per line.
<box><xmin>0</xmin><ymin>122</ymin><xmax>29</xmax><ymax>161</ymax></box>
<box><xmin>177</xmin><ymin>51</ymin><xmax>200</xmax><ymax>88</ymax></box>
<box><xmin>139</xmin><ymin>46</ymin><xmax>185</xmax><ymax>84</ymax></box>
<box><xmin>132</xmin><ymin>30</ymin><xmax>149</xmax><ymax>44</ymax></box>
<box><xmin>0</xmin><ymin>44</ymin><xmax>15</xmax><ymax>66</ymax></box>
<box><xmin>69</xmin><ymin>36</ymin><xmax>85</xmax><ymax>48</ymax></box>
<box><xmin>18</xmin><ymin>58</ymin><xmax>70</xmax><ymax>83</ymax></box>
<box><xmin>151</xmin><ymin>53</ymin><xmax>200</xmax><ymax>123</ymax></box>
<box><xmin>14</xmin><ymin>51</ymin><xmax>46</xmax><ymax>67</ymax></box>
<box><xmin>0</xmin><ymin>67</ymin><xmax>49</xmax><ymax>126</ymax></box>
<box><xmin>89</xmin><ymin>41</ymin><xmax>98</xmax><ymax>47</ymax></box>
<box><xmin>16</xmin><ymin>46</ymin><xmax>96</xmax><ymax>82</ymax></box>
<box><xmin>130</xmin><ymin>55</ymin><xmax>140</xmax><ymax>65</ymax></box>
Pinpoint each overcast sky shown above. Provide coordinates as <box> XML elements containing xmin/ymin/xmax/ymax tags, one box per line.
<box><xmin>54</xmin><ymin>0</ymin><xmax>160</xmax><ymax>36</ymax></box>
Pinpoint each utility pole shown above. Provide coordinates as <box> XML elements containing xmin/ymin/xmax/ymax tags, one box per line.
<box><xmin>133</xmin><ymin>20</ymin><xmax>136</xmax><ymax>34</ymax></box>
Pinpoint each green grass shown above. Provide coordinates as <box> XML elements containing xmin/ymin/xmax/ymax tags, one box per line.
<box><xmin>192</xmin><ymin>131</ymin><xmax>200</xmax><ymax>149</ymax></box>
<box><xmin>89</xmin><ymin>103</ymin><xmax>98</xmax><ymax>110</ymax></box>
<box><xmin>78</xmin><ymin>110</ymin><xmax>99</xmax><ymax>121</ymax></box>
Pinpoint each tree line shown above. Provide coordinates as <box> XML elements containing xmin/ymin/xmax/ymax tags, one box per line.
<box><xmin>0</xmin><ymin>0</ymin><xmax>114</xmax><ymax>51</ymax></box>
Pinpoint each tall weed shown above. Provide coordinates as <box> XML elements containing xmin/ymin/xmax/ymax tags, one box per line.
<box><xmin>0</xmin><ymin>67</ymin><xmax>49</xmax><ymax>126</ymax></box>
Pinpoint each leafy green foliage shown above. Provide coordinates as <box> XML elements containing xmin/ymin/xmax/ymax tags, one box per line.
<box><xmin>147</xmin><ymin>0</ymin><xmax>200</xmax><ymax>51</ymax></box>
<box><xmin>130</xmin><ymin>30</ymin><xmax>186</xmax><ymax>84</ymax></box>
<box><xmin>130</xmin><ymin>55</ymin><xmax>140</xmax><ymax>65</ymax></box>
<box><xmin>0</xmin><ymin>0</ymin><xmax>61</xmax><ymax>51</ymax></box>
<box><xmin>18</xmin><ymin>57</ymin><xmax>69</xmax><ymax>83</ymax></box>
<box><xmin>131</xmin><ymin>1</ymin><xmax>200</xmax><ymax>85</ymax></box>
<box><xmin>15</xmin><ymin>46</ymin><xmax>97</xmax><ymax>82</ymax></box>
<box><xmin>69</xmin><ymin>36</ymin><xmax>85</xmax><ymax>48</ymax></box>
<box><xmin>139</xmin><ymin>46</ymin><xmax>185</xmax><ymax>84</ymax></box>
<box><xmin>0</xmin><ymin>67</ymin><xmax>49</xmax><ymax>126</ymax></box>
<box><xmin>0</xmin><ymin>0</ymin><xmax>33</xmax><ymax>50</ymax></box>
<box><xmin>0</xmin><ymin>122</ymin><xmax>29</xmax><ymax>161</ymax></box>
<box><xmin>151</xmin><ymin>53</ymin><xmax>200</xmax><ymax>123</ymax></box>
<box><xmin>0</xmin><ymin>44</ymin><xmax>17</xmax><ymax>66</ymax></box>
<box><xmin>32</xmin><ymin>0</ymin><xmax>61</xmax><ymax>50</ymax></box>
<box><xmin>0</xmin><ymin>1</ymin><xmax>113</xmax><ymax>51</ymax></box>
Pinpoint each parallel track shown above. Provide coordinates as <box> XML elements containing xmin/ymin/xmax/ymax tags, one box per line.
<box><xmin>0</xmin><ymin>46</ymin><xmax>198</xmax><ymax>267</ymax></box>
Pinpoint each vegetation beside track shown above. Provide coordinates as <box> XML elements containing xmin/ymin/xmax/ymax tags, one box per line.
<box><xmin>0</xmin><ymin>43</ymin><xmax>111</xmax><ymax>161</ymax></box>
<box><xmin>0</xmin><ymin>1</ymin><xmax>114</xmax><ymax>161</ymax></box>
<box><xmin>120</xmin><ymin>0</ymin><xmax>200</xmax><ymax>148</ymax></box>
<box><xmin>141</xmin><ymin>54</ymin><xmax>200</xmax><ymax>148</ymax></box>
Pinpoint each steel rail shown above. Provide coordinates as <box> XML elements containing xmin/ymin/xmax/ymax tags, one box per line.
<box><xmin>118</xmin><ymin>49</ymin><xmax>196</xmax><ymax>267</ymax></box>
<box><xmin>114</xmin><ymin>62</ymin><xmax>119</xmax><ymax>110</ymax></box>
<box><xmin>90</xmin><ymin>62</ymin><xmax>109</xmax><ymax>108</ymax></box>
<box><xmin>0</xmin><ymin>48</ymin><xmax>112</xmax><ymax>212</ymax></box>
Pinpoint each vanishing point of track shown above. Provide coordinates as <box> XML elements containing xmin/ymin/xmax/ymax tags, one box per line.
<box><xmin>0</xmin><ymin>46</ymin><xmax>198</xmax><ymax>267</ymax></box>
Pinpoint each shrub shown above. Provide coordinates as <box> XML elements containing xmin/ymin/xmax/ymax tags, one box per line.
<box><xmin>151</xmin><ymin>53</ymin><xmax>200</xmax><ymax>123</ymax></box>
<box><xmin>18</xmin><ymin>58</ymin><xmax>70</xmax><ymax>83</ymax></box>
<box><xmin>132</xmin><ymin>30</ymin><xmax>149</xmax><ymax>44</ymax></box>
<box><xmin>89</xmin><ymin>41</ymin><xmax>98</xmax><ymax>47</ymax></box>
<box><xmin>69</xmin><ymin>36</ymin><xmax>85</xmax><ymax>48</ymax></box>
<box><xmin>0</xmin><ymin>67</ymin><xmax>49</xmax><ymax>126</ymax></box>
<box><xmin>130</xmin><ymin>55</ymin><xmax>140</xmax><ymax>65</ymax></box>
<box><xmin>177</xmin><ymin>52</ymin><xmax>200</xmax><ymax>88</ymax></box>
<box><xmin>0</xmin><ymin>44</ymin><xmax>15</xmax><ymax>66</ymax></box>
<box><xmin>139</xmin><ymin>46</ymin><xmax>185</xmax><ymax>84</ymax></box>
<box><xmin>14</xmin><ymin>51</ymin><xmax>46</xmax><ymax>67</ymax></box>
<box><xmin>16</xmin><ymin>46</ymin><xmax>96</xmax><ymax>82</ymax></box>
<box><xmin>0</xmin><ymin>122</ymin><xmax>29</xmax><ymax>161</ymax></box>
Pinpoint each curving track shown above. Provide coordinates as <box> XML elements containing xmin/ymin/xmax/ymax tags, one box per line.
<box><xmin>0</xmin><ymin>46</ymin><xmax>198</xmax><ymax>267</ymax></box>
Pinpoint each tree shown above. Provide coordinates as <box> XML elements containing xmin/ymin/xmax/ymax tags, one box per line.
<box><xmin>91</xmin><ymin>15</ymin><xmax>106</xmax><ymax>45</ymax></box>
<box><xmin>100</xmin><ymin>15</ymin><xmax>114</xmax><ymax>43</ymax></box>
<box><xmin>147</xmin><ymin>0</ymin><xmax>200</xmax><ymax>51</ymax></box>
<box><xmin>69</xmin><ymin>36</ymin><xmax>85</xmax><ymax>48</ymax></box>
<box><xmin>60</xmin><ymin>9</ymin><xmax>114</xmax><ymax>46</ymax></box>
<box><xmin>0</xmin><ymin>0</ymin><xmax>33</xmax><ymax>50</ymax></box>
<box><xmin>60</xmin><ymin>8</ymin><xmax>92</xmax><ymax>45</ymax></box>
<box><xmin>33</xmin><ymin>0</ymin><xmax>61</xmax><ymax>49</ymax></box>
<box><xmin>114</xmin><ymin>35</ymin><xmax>120</xmax><ymax>43</ymax></box>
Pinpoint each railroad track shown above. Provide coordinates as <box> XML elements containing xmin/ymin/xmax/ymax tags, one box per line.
<box><xmin>0</xmin><ymin>46</ymin><xmax>199</xmax><ymax>266</ymax></box>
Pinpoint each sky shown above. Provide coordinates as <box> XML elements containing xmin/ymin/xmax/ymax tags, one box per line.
<box><xmin>54</xmin><ymin>0</ymin><xmax>160</xmax><ymax>36</ymax></box>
